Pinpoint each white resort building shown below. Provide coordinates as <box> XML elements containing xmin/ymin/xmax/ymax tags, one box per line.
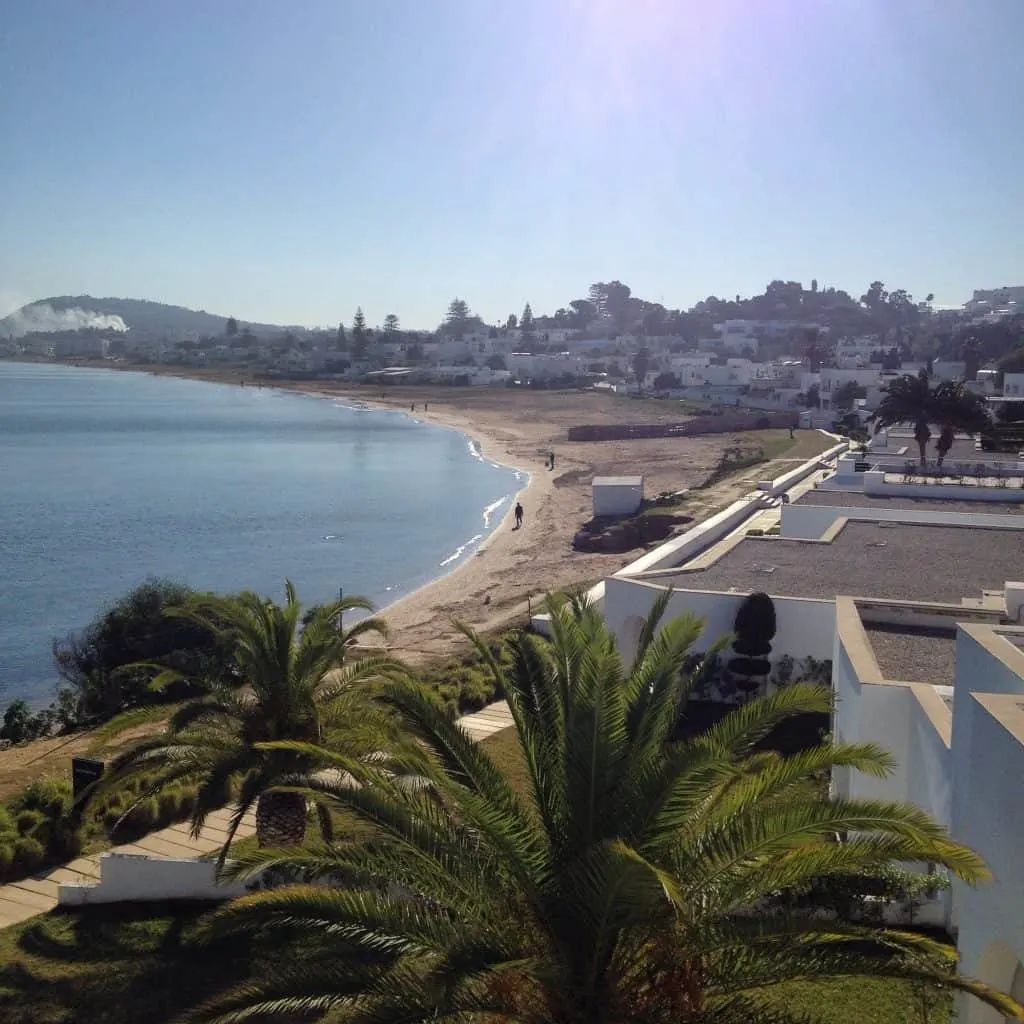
<box><xmin>542</xmin><ymin>430</ymin><xmax>1024</xmax><ymax>1021</ymax></box>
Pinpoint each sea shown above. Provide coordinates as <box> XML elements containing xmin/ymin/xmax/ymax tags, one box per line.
<box><xmin>0</xmin><ymin>362</ymin><xmax>524</xmax><ymax>707</ymax></box>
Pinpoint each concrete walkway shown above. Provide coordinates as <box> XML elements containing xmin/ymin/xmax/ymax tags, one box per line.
<box><xmin>0</xmin><ymin>702</ymin><xmax>517</xmax><ymax>929</ymax></box>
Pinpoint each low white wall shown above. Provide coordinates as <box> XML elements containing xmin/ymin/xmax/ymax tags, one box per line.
<box><xmin>863</xmin><ymin>470</ymin><xmax>1024</xmax><ymax>503</ymax></box>
<box><xmin>59</xmin><ymin>853</ymin><xmax>255</xmax><ymax>906</ymax></box>
<box><xmin>604</xmin><ymin>577</ymin><xmax>835</xmax><ymax>664</ymax></box>
<box><xmin>780</xmin><ymin>502</ymin><xmax>1024</xmax><ymax>540</ymax></box>
<box><xmin>616</xmin><ymin>497</ymin><xmax>766</xmax><ymax>577</ymax></box>
<box><xmin>758</xmin><ymin>439</ymin><xmax>848</xmax><ymax>495</ymax></box>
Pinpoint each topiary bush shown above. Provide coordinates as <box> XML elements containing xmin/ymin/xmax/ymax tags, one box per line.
<box><xmin>727</xmin><ymin>592</ymin><xmax>777</xmax><ymax>698</ymax></box>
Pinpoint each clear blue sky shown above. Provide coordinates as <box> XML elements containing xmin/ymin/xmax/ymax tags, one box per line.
<box><xmin>2</xmin><ymin>0</ymin><xmax>1022</xmax><ymax>329</ymax></box>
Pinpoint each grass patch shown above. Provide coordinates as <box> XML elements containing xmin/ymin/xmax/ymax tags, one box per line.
<box><xmin>0</xmin><ymin>901</ymin><xmax>273</xmax><ymax>1024</ymax></box>
<box><xmin>480</xmin><ymin>726</ymin><xmax>531</xmax><ymax>801</ymax></box>
<box><xmin>754</xmin><ymin>975</ymin><xmax>952</xmax><ymax>1023</ymax></box>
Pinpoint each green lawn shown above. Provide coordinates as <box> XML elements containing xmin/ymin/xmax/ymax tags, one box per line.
<box><xmin>0</xmin><ymin>899</ymin><xmax>953</xmax><ymax>1024</ymax></box>
<box><xmin>758</xmin><ymin>428</ymin><xmax>839</xmax><ymax>463</ymax></box>
<box><xmin>0</xmin><ymin>902</ymin><xmax>269</xmax><ymax>1024</ymax></box>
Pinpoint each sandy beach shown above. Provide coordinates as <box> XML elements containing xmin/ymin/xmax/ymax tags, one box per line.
<box><xmin>86</xmin><ymin>366</ymin><xmax>821</xmax><ymax>662</ymax></box>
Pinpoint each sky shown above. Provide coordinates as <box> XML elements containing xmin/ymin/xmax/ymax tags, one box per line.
<box><xmin>2</xmin><ymin>0</ymin><xmax>1023</xmax><ymax>330</ymax></box>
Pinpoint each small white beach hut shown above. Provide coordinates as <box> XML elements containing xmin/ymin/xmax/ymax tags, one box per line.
<box><xmin>592</xmin><ymin>476</ymin><xmax>644</xmax><ymax>518</ymax></box>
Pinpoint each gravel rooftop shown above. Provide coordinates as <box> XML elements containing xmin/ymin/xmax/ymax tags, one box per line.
<box><xmin>864</xmin><ymin>625</ymin><xmax>958</xmax><ymax>686</ymax></box>
<box><xmin>795</xmin><ymin>490</ymin><xmax>1024</xmax><ymax>516</ymax></box>
<box><xmin>680</xmin><ymin>520</ymin><xmax>1024</xmax><ymax>603</ymax></box>
<box><xmin>882</xmin><ymin>436</ymin><xmax>1021</xmax><ymax>464</ymax></box>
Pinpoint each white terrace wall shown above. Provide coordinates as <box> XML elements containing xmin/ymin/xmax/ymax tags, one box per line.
<box><xmin>832</xmin><ymin>602</ymin><xmax>951</xmax><ymax>828</ymax></box>
<box><xmin>603</xmin><ymin>578</ymin><xmax>835</xmax><ymax>665</ymax></box>
<box><xmin>863</xmin><ymin>470</ymin><xmax>1024</xmax><ymax>503</ymax></box>
<box><xmin>59</xmin><ymin>853</ymin><xmax>255</xmax><ymax>906</ymax></box>
<box><xmin>780</xmin><ymin>503</ymin><xmax>1024</xmax><ymax>540</ymax></box>
<box><xmin>953</xmin><ymin>694</ymin><xmax>1024</xmax><ymax>1023</ymax></box>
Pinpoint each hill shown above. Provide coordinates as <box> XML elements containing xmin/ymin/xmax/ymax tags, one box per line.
<box><xmin>0</xmin><ymin>296</ymin><xmax>301</xmax><ymax>341</ymax></box>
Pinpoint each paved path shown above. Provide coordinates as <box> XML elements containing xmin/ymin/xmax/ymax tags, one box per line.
<box><xmin>0</xmin><ymin>702</ymin><xmax>516</xmax><ymax>929</ymax></box>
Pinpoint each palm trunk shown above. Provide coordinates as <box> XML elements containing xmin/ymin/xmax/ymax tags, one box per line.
<box><xmin>255</xmin><ymin>789</ymin><xmax>307</xmax><ymax>848</ymax></box>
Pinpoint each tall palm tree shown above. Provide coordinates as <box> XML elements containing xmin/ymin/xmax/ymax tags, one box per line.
<box><xmin>193</xmin><ymin>598</ymin><xmax>1022</xmax><ymax>1023</ymax></box>
<box><xmin>96</xmin><ymin>582</ymin><xmax>400</xmax><ymax>862</ymax></box>
<box><xmin>873</xmin><ymin>369</ymin><xmax>990</xmax><ymax>468</ymax></box>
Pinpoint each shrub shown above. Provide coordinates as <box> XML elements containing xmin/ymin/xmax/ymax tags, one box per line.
<box><xmin>51</xmin><ymin>578</ymin><xmax>234</xmax><ymax>724</ymax></box>
<box><xmin>12</xmin><ymin>836</ymin><xmax>45</xmax><ymax>874</ymax></box>
<box><xmin>16</xmin><ymin>778</ymin><xmax>73</xmax><ymax>817</ymax></box>
<box><xmin>728</xmin><ymin>592</ymin><xmax>777</xmax><ymax>695</ymax></box>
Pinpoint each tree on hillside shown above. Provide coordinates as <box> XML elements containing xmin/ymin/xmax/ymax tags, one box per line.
<box><xmin>336</xmin><ymin>322</ymin><xmax>346</xmax><ymax>348</ymax></box>
<box><xmin>444</xmin><ymin>298</ymin><xmax>472</xmax><ymax>338</ymax></box>
<box><xmin>568</xmin><ymin>298</ymin><xmax>596</xmax><ymax>329</ymax></box>
<box><xmin>804</xmin><ymin>328</ymin><xmax>825</xmax><ymax>372</ymax></box>
<box><xmin>351</xmin><ymin>308</ymin><xmax>367</xmax><ymax>359</ymax></box>
<box><xmin>520</xmin><ymin>302</ymin><xmax>535</xmax><ymax>346</ymax></box>
<box><xmin>632</xmin><ymin>346</ymin><xmax>650</xmax><ymax>387</ymax></box>
<box><xmin>192</xmin><ymin>598</ymin><xmax>1021</xmax><ymax>1023</ymax></box>
<box><xmin>505</xmin><ymin>312</ymin><xmax>517</xmax><ymax>330</ymax></box>
<box><xmin>383</xmin><ymin>313</ymin><xmax>400</xmax><ymax>334</ymax></box>
<box><xmin>873</xmin><ymin>369</ymin><xmax>990</xmax><ymax>468</ymax></box>
<box><xmin>803</xmin><ymin>383</ymin><xmax>821</xmax><ymax>409</ymax></box>
<box><xmin>832</xmin><ymin>380</ymin><xmax>867</xmax><ymax>412</ymax></box>
<box><xmin>96</xmin><ymin>583</ymin><xmax>397</xmax><ymax>863</ymax></box>
<box><xmin>225</xmin><ymin>316</ymin><xmax>238</xmax><ymax>337</ymax></box>
<box><xmin>861</xmin><ymin>280</ymin><xmax>889</xmax><ymax>312</ymax></box>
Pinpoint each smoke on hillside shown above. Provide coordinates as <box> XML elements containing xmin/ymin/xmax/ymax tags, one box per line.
<box><xmin>1</xmin><ymin>303</ymin><xmax>129</xmax><ymax>337</ymax></box>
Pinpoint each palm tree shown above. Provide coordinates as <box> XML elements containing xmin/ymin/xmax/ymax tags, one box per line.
<box><xmin>96</xmin><ymin>582</ymin><xmax>399</xmax><ymax>862</ymax></box>
<box><xmin>873</xmin><ymin>369</ymin><xmax>990</xmax><ymax>469</ymax></box>
<box><xmin>193</xmin><ymin>598</ymin><xmax>1022</xmax><ymax>1023</ymax></box>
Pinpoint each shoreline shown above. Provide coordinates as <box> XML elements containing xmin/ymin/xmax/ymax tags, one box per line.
<box><xmin>4</xmin><ymin>358</ymin><xmax>797</xmax><ymax>666</ymax></box>
<box><xmin>7</xmin><ymin>360</ymin><xmax>561</xmax><ymax>663</ymax></box>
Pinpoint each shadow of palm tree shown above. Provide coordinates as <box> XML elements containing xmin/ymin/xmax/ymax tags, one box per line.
<box><xmin>0</xmin><ymin>902</ymin><xmax>265</xmax><ymax>1024</ymax></box>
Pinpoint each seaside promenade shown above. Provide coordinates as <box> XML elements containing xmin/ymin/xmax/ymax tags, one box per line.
<box><xmin>0</xmin><ymin>701</ymin><xmax>515</xmax><ymax>929</ymax></box>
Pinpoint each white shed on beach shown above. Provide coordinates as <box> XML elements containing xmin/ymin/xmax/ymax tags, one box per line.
<box><xmin>593</xmin><ymin>476</ymin><xmax>644</xmax><ymax>518</ymax></box>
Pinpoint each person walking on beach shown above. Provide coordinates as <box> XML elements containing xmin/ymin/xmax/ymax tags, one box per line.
<box><xmin>514</xmin><ymin>502</ymin><xmax>524</xmax><ymax>529</ymax></box>
<box><xmin>548</xmin><ymin>451</ymin><xmax>555</xmax><ymax>471</ymax></box>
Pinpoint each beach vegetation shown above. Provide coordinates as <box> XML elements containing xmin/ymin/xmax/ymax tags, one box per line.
<box><xmin>50</xmin><ymin>578</ymin><xmax>233</xmax><ymax>727</ymax></box>
<box><xmin>91</xmin><ymin>581</ymin><xmax>398</xmax><ymax>863</ymax></box>
<box><xmin>187</xmin><ymin>597</ymin><xmax>1019</xmax><ymax>1023</ymax></box>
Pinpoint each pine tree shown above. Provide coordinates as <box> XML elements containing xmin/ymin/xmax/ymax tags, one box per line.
<box><xmin>383</xmin><ymin>313</ymin><xmax>400</xmax><ymax>334</ymax></box>
<box><xmin>520</xmin><ymin>302</ymin><xmax>535</xmax><ymax>348</ymax></box>
<box><xmin>336</xmin><ymin>322</ymin><xmax>346</xmax><ymax>348</ymax></box>
<box><xmin>225</xmin><ymin>316</ymin><xmax>238</xmax><ymax>337</ymax></box>
<box><xmin>352</xmin><ymin>308</ymin><xmax>368</xmax><ymax>359</ymax></box>
<box><xmin>445</xmin><ymin>298</ymin><xmax>471</xmax><ymax>338</ymax></box>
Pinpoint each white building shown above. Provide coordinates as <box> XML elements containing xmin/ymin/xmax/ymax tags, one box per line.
<box><xmin>1003</xmin><ymin>372</ymin><xmax>1024</xmax><ymax>398</ymax></box>
<box><xmin>709</xmin><ymin>320</ymin><xmax>760</xmax><ymax>354</ymax></box>
<box><xmin>506</xmin><ymin>352</ymin><xmax>586</xmax><ymax>380</ymax></box>
<box><xmin>565</xmin><ymin>440</ymin><xmax>1024</xmax><ymax>1018</ymax></box>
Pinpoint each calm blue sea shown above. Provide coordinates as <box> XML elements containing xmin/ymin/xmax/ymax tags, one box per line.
<box><xmin>0</xmin><ymin>363</ymin><xmax>523</xmax><ymax>707</ymax></box>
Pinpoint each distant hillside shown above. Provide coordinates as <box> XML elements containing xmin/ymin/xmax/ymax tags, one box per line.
<box><xmin>0</xmin><ymin>296</ymin><xmax>302</xmax><ymax>340</ymax></box>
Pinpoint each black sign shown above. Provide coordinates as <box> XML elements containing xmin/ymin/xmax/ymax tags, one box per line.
<box><xmin>72</xmin><ymin>757</ymin><xmax>105</xmax><ymax>800</ymax></box>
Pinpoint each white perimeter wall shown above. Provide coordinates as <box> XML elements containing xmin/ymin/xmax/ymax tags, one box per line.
<box><xmin>604</xmin><ymin>578</ymin><xmax>835</xmax><ymax>664</ymax></box>
<box><xmin>59</xmin><ymin>853</ymin><xmax>255</xmax><ymax>905</ymax></box>
<box><xmin>953</xmin><ymin>694</ymin><xmax>1024</xmax><ymax>1022</ymax></box>
<box><xmin>780</xmin><ymin>502</ymin><xmax>1024</xmax><ymax>539</ymax></box>
<box><xmin>864</xmin><ymin>470</ymin><xmax>1024</xmax><ymax>503</ymax></box>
